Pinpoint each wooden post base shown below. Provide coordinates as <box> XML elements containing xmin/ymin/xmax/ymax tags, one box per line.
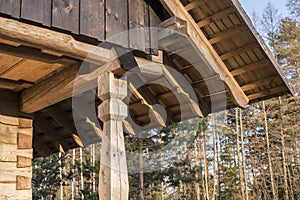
<box><xmin>0</xmin><ymin>115</ymin><xmax>33</xmax><ymax>200</ymax></box>
<box><xmin>98</xmin><ymin>72</ymin><xmax>129</xmax><ymax>200</ymax></box>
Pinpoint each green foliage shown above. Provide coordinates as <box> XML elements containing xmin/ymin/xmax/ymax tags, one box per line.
<box><xmin>32</xmin><ymin>153</ymin><xmax>71</xmax><ymax>200</ymax></box>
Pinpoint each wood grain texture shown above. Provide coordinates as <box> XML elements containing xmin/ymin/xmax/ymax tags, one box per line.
<box><xmin>105</xmin><ymin>0</ymin><xmax>128</xmax><ymax>47</ymax></box>
<box><xmin>21</xmin><ymin>0</ymin><xmax>44</xmax><ymax>23</ymax></box>
<box><xmin>80</xmin><ymin>0</ymin><xmax>105</xmax><ymax>40</ymax></box>
<box><xmin>98</xmin><ymin>72</ymin><xmax>129</xmax><ymax>200</ymax></box>
<box><xmin>128</xmin><ymin>0</ymin><xmax>146</xmax><ymax>51</ymax></box>
<box><xmin>17</xmin><ymin>132</ymin><xmax>32</xmax><ymax>149</ymax></box>
<box><xmin>52</xmin><ymin>0</ymin><xmax>80</xmax><ymax>33</ymax></box>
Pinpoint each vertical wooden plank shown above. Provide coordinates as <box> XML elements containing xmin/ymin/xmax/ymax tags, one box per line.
<box><xmin>43</xmin><ymin>0</ymin><xmax>52</xmax><ymax>26</ymax></box>
<box><xmin>80</xmin><ymin>0</ymin><xmax>105</xmax><ymax>40</ymax></box>
<box><xmin>128</xmin><ymin>0</ymin><xmax>145</xmax><ymax>51</ymax></box>
<box><xmin>0</xmin><ymin>0</ymin><xmax>13</xmax><ymax>15</ymax></box>
<box><xmin>21</xmin><ymin>0</ymin><xmax>44</xmax><ymax>23</ymax></box>
<box><xmin>52</xmin><ymin>0</ymin><xmax>79</xmax><ymax>34</ymax></box>
<box><xmin>12</xmin><ymin>0</ymin><xmax>21</xmax><ymax>18</ymax></box>
<box><xmin>144</xmin><ymin>1</ymin><xmax>151</xmax><ymax>54</ymax></box>
<box><xmin>149</xmin><ymin>5</ymin><xmax>161</xmax><ymax>55</ymax></box>
<box><xmin>106</xmin><ymin>0</ymin><xmax>128</xmax><ymax>47</ymax></box>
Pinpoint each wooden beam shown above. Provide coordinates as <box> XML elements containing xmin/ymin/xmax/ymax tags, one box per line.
<box><xmin>0</xmin><ymin>78</ymin><xmax>33</xmax><ymax>91</ymax></box>
<box><xmin>0</xmin><ymin>43</ymin><xmax>77</xmax><ymax>65</ymax></box>
<box><xmin>197</xmin><ymin>7</ymin><xmax>236</xmax><ymax>28</ymax></box>
<box><xmin>241</xmin><ymin>76</ymin><xmax>281</xmax><ymax>92</ymax></box>
<box><xmin>230</xmin><ymin>59</ymin><xmax>269</xmax><ymax>76</ymax></box>
<box><xmin>161</xmin><ymin>65</ymin><xmax>204</xmax><ymax>117</ymax></box>
<box><xmin>184</xmin><ymin>0</ymin><xmax>208</xmax><ymax>11</ymax></box>
<box><xmin>20</xmin><ymin>63</ymin><xmax>81</xmax><ymax>113</ymax></box>
<box><xmin>21</xmin><ymin>55</ymin><xmax>164</xmax><ymax>113</ymax></box>
<box><xmin>220</xmin><ymin>43</ymin><xmax>258</xmax><ymax>60</ymax></box>
<box><xmin>159</xmin><ymin>0</ymin><xmax>249</xmax><ymax>107</ymax></box>
<box><xmin>248</xmin><ymin>86</ymin><xmax>287</xmax><ymax>100</ymax></box>
<box><xmin>209</xmin><ymin>25</ymin><xmax>248</xmax><ymax>44</ymax></box>
<box><xmin>0</xmin><ymin>17</ymin><xmax>111</xmax><ymax>65</ymax></box>
<box><xmin>128</xmin><ymin>83</ymin><xmax>166</xmax><ymax>127</ymax></box>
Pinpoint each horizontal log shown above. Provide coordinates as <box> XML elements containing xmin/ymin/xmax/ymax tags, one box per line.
<box><xmin>0</xmin><ymin>183</ymin><xmax>32</xmax><ymax>199</ymax></box>
<box><xmin>0</xmin><ymin>17</ymin><xmax>111</xmax><ymax>65</ymax></box>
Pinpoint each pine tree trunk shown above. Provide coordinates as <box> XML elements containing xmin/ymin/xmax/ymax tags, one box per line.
<box><xmin>279</xmin><ymin>97</ymin><xmax>289</xmax><ymax>200</ymax></box>
<box><xmin>236</xmin><ymin>108</ymin><xmax>245</xmax><ymax>200</ymax></box>
<box><xmin>240</xmin><ymin>109</ymin><xmax>249</xmax><ymax>200</ymax></box>
<box><xmin>202</xmin><ymin>127</ymin><xmax>210</xmax><ymax>200</ymax></box>
<box><xmin>212</xmin><ymin>114</ymin><xmax>218</xmax><ymax>200</ymax></box>
<box><xmin>80</xmin><ymin>147</ymin><xmax>84</xmax><ymax>199</ymax></box>
<box><xmin>138</xmin><ymin>138</ymin><xmax>144</xmax><ymax>200</ymax></box>
<box><xmin>72</xmin><ymin>148</ymin><xmax>76</xmax><ymax>200</ymax></box>
<box><xmin>194</xmin><ymin>140</ymin><xmax>201</xmax><ymax>200</ymax></box>
<box><xmin>92</xmin><ymin>144</ymin><xmax>96</xmax><ymax>193</ymax></box>
<box><xmin>263</xmin><ymin>101</ymin><xmax>277</xmax><ymax>200</ymax></box>
<box><xmin>59</xmin><ymin>152</ymin><xmax>64</xmax><ymax>200</ymax></box>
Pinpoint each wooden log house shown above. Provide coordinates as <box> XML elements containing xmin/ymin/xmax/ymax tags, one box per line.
<box><xmin>0</xmin><ymin>0</ymin><xmax>295</xmax><ymax>199</ymax></box>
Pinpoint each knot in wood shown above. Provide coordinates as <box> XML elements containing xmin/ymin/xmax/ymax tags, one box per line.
<box><xmin>65</xmin><ymin>4</ymin><xmax>73</xmax><ymax>13</ymax></box>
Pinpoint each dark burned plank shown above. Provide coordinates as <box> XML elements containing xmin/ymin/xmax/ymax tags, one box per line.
<box><xmin>105</xmin><ymin>0</ymin><xmax>128</xmax><ymax>47</ymax></box>
<box><xmin>128</xmin><ymin>0</ymin><xmax>146</xmax><ymax>51</ymax></box>
<box><xmin>80</xmin><ymin>0</ymin><xmax>105</xmax><ymax>40</ymax></box>
<box><xmin>0</xmin><ymin>0</ymin><xmax>21</xmax><ymax>17</ymax></box>
<box><xmin>52</xmin><ymin>0</ymin><xmax>79</xmax><ymax>34</ymax></box>
<box><xmin>21</xmin><ymin>0</ymin><xmax>44</xmax><ymax>23</ymax></box>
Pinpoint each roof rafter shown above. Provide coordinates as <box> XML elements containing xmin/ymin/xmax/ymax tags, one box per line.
<box><xmin>159</xmin><ymin>0</ymin><xmax>249</xmax><ymax>107</ymax></box>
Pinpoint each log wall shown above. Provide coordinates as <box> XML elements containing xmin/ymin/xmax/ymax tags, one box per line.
<box><xmin>0</xmin><ymin>0</ymin><xmax>162</xmax><ymax>54</ymax></box>
<box><xmin>0</xmin><ymin>91</ymin><xmax>33</xmax><ymax>199</ymax></box>
<box><xmin>0</xmin><ymin>115</ymin><xmax>33</xmax><ymax>200</ymax></box>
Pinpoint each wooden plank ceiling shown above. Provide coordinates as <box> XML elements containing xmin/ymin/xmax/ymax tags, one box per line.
<box><xmin>0</xmin><ymin>0</ymin><xmax>295</xmax><ymax>157</ymax></box>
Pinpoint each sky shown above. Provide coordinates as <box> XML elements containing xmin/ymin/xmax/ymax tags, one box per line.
<box><xmin>239</xmin><ymin>0</ymin><xmax>290</xmax><ymax>18</ymax></box>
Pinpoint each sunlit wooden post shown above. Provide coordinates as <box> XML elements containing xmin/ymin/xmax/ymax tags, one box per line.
<box><xmin>97</xmin><ymin>71</ymin><xmax>129</xmax><ymax>200</ymax></box>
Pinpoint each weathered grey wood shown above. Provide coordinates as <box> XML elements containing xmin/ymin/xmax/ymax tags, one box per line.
<box><xmin>149</xmin><ymin>5</ymin><xmax>161</xmax><ymax>55</ymax></box>
<box><xmin>106</xmin><ymin>0</ymin><xmax>128</xmax><ymax>47</ymax></box>
<box><xmin>144</xmin><ymin>2</ymin><xmax>151</xmax><ymax>54</ymax></box>
<box><xmin>12</xmin><ymin>0</ymin><xmax>21</xmax><ymax>18</ymax></box>
<box><xmin>0</xmin><ymin>0</ymin><xmax>13</xmax><ymax>16</ymax></box>
<box><xmin>52</xmin><ymin>0</ymin><xmax>80</xmax><ymax>34</ymax></box>
<box><xmin>128</xmin><ymin>0</ymin><xmax>146</xmax><ymax>51</ymax></box>
<box><xmin>80</xmin><ymin>0</ymin><xmax>105</xmax><ymax>40</ymax></box>
<box><xmin>98</xmin><ymin>72</ymin><xmax>129</xmax><ymax>200</ymax></box>
<box><xmin>43</xmin><ymin>0</ymin><xmax>52</xmax><ymax>26</ymax></box>
<box><xmin>21</xmin><ymin>0</ymin><xmax>44</xmax><ymax>23</ymax></box>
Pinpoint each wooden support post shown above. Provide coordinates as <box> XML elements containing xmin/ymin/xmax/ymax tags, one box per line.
<box><xmin>0</xmin><ymin>116</ymin><xmax>33</xmax><ymax>200</ymax></box>
<box><xmin>98</xmin><ymin>72</ymin><xmax>129</xmax><ymax>200</ymax></box>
